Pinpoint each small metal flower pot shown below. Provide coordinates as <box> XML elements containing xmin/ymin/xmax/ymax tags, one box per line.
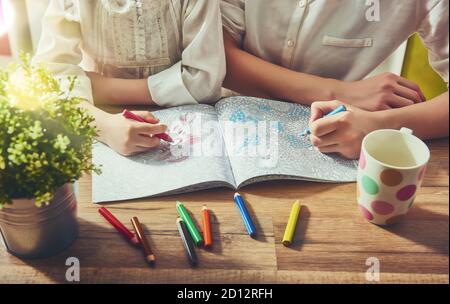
<box><xmin>0</xmin><ymin>183</ymin><xmax>78</xmax><ymax>259</ymax></box>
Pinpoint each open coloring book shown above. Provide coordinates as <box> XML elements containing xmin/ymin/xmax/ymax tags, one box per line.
<box><xmin>93</xmin><ymin>97</ymin><xmax>358</xmax><ymax>203</ymax></box>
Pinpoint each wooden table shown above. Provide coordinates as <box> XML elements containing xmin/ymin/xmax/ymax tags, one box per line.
<box><xmin>0</xmin><ymin>137</ymin><xmax>448</xmax><ymax>284</ymax></box>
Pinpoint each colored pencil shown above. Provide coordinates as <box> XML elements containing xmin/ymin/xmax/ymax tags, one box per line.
<box><xmin>301</xmin><ymin>105</ymin><xmax>347</xmax><ymax>136</ymax></box>
<box><xmin>282</xmin><ymin>201</ymin><xmax>302</xmax><ymax>246</ymax></box>
<box><xmin>176</xmin><ymin>218</ymin><xmax>198</xmax><ymax>266</ymax></box>
<box><xmin>233</xmin><ymin>193</ymin><xmax>256</xmax><ymax>238</ymax></box>
<box><xmin>176</xmin><ymin>201</ymin><xmax>203</xmax><ymax>246</ymax></box>
<box><xmin>122</xmin><ymin>109</ymin><xmax>173</xmax><ymax>143</ymax></box>
<box><xmin>131</xmin><ymin>217</ymin><xmax>156</xmax><ymax>265</ymax></box>
<box><xmin>98</xmin><ymin>207</ymin><xmax>139</xmax><ymax>246</ymax></box>
<box><xmin>202</xmin><ymin>205</ymin><xmax>213</xmax><ymax>248</ymax></box>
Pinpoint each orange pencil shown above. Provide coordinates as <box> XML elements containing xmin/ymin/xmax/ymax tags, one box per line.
<box><xmin>202</xmin><ymin>205</ymin><xmax>213</xmax><ymax>248</ymax></box>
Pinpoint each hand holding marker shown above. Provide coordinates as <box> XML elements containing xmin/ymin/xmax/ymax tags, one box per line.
<box><xmin>301</xmin><ymin>105</ymin><xmax>347</xmax><ymax>136</ymax></box>
<box><xmin>122</xmin><ymin>109</ymin><xmax>174</xmax><ymax>143</ymax></box>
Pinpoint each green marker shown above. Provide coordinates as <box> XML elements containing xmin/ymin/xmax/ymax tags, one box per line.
<box><xmin>176</xmin><ymin>201</ymin><xmax>203</xmax><ymax>246</ymax></box>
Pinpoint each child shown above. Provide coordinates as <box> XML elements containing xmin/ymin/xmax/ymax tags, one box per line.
<box><xmin>33</xmin><ymin>0</ymin><xmax>225</xmax><ymax>156</ymax></box>
<box><xmin>220</xmin><ymin>0</ymin><xmax>448</xmax><ymax>111</ymax></box>
<box><xmin>308</xmin><ymin>96</ymin><xmax>449</xmax><ymax>160</ymax></box>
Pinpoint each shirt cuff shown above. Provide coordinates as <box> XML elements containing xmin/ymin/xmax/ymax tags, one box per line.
<box><xmin>223</xmin><ymin>26</ymin><xmax>243</xmax><ymax>47</ymax></box>
<box><xmin>147</xmin><ymin>62</ymin><xmax>198</xmax><ymax>107</ymax></box>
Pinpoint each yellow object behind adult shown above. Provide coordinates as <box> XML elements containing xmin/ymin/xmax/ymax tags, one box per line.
<box><xmin>402</xmin><ymin>34</ymin><xmax>448</xmax><ymax>100</ymax></box>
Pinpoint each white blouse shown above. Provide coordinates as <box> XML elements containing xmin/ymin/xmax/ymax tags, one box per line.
<box><xmin>33</xmin><ymin>0</ymin><xmax>226</xmax><ymax>107</ymax></box>
<box><xmin>221</xmin><ymin>0</ymin><xmax>449</xmax><ymax>84</ymax></box>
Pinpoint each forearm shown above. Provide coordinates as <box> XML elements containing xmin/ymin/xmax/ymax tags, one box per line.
<box><xmin>223</xmin><ymin>32</ymin><xmax>339</xmax><ymax>104</ymax></box>
<box><xmin>380</xmin><ymin>92</ymin><xmax>449</xmax><ymax>139</ymax></box>
<box><xmin>78</xmin><ymin>100</ymin><xmax>111</xmax><ymax>142</ymax></box>
<box><xmin>90</xmin><ymin>74</ymin><xmax>156</xmax><ymax>106</ymax></box>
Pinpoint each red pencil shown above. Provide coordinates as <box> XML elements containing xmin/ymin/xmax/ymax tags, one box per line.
<box><xmin>202</xmin><ymin>205</ymin><xmax>213</xmax><ymax>248</ymax></box>
<box><xmin>98</xmin><ymin>207</ymin><xmax>140</xmax><ymax>246</ymax></box>
<box><xmin>122</xmin><ymin>109</ymin><xmax>173</xmax><ymax>143</ymax></box>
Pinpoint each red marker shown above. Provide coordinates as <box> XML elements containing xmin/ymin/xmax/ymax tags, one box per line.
<box><xmin>122</xmin><ymin>109</ymin><xmax>173</xmax><ymax>143</ymax></box>
<box><xmin>98</xmin><ymin>207</ymin><xmax>140</xmax><ymax>246</ymax></box>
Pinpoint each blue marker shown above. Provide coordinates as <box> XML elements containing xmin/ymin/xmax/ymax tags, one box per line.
<box><xmin>233</xmin><ymin>193</ymin><xmax>256</xmax><ymax>238</ymax></box>
<box><xmin>301</xmin><ymin>105</ymin><xmax>347</xmax><ymax>136</ymax></box>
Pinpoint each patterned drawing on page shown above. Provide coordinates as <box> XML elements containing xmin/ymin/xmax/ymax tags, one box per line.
<box><xmin>237</xmin><ymin>133</ymin><xmax>260</xmax><ymax>154</ymax></box>
<box><xmin>272</xmin><ymin>121</ymin><xmax>284</xmax><ymax>134</ymax></box>
<box><xmin>131</xmin><ymin>113</ymin><xmax>201</xmax><ymax>164</ymax></box>
<box><xmin>257</xmin><ymin>101</ymin><xmax>307</xmax><ymax>118</ymax></box>
<box><xmin>235</xmin><ymin>122</ymin><xmax>284</xmax><ymax>153</ymax></box>
<box><xmin>261</xmin><ymin>103</ymin><xmax>312</xmax><ymax>149</ymax></box>
<box><xmin>229</xmin><ymin>110</ymin><xmax>258</xmax><ymax>124</ymax></box>
<box><xmin>229</xmin><ymin>109</ymin><xmax>260</xmax><ymax>153</ymax></box>
<box><xmin>229</xmin><ymin>110</ymin><xmax>256</xmax><ymax>153</ymax></box>
<box><xmin>289</xmin><ymin>106</ymin><xmax>309</xmax><ymax>118</ymax></box>
<box><xmin>229</xmin><ymin>108</ymin><xmax>312</xmax><ymax>151</ymax></box>
<box><xmin>159</xmin><ymin>113</ymin><xmax>201</xmax><ymax>163</ymax></box>
<box><xmin>169</xmin><ymin>113</ymin><xmax>199</xmax><ymax>145</ymax></box>
<box><xmin>258</xmin><ymin>104</ymin><xmax>273</xmax><ymax>112</ymax></box>
<box><xmin>288</xmin><ymin>134</ymin><xmax>312</xmax><ymax>149</ymax></box>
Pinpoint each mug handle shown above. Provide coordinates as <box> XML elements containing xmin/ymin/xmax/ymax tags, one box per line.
<box><xmin>400</xmin><ymin>127</ymin><xmax>413</xmax><ymax>135</ymax></box>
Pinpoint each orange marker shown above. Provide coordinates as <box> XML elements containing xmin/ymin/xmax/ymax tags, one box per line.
<box><xmin>202</xmin><ymin>205</ymin><xmax>213</xmax><ymax>248</ymax></box>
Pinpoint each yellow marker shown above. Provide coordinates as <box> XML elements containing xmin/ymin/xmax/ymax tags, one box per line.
<box><xmin>282</xmin><ymin>201</ymin><xmax>302</xmax><ymax>247</ymax></box>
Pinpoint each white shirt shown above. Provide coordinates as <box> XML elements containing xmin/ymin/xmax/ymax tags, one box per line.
<box><xmin>221</xmin><ymin>0</ymin><xmax>449</xmax><ymax>84</ymax></box>
<box><xmin>33</xmin><ymin>0</ymin><xmax>226</xmax><ymax>107</ymax></box>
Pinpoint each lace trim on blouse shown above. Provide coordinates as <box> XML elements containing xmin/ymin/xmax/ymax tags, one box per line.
<box><xmin>92</xmin><ymin>0</ymin><xmax>171</xmax><ymax>78</ymax></box>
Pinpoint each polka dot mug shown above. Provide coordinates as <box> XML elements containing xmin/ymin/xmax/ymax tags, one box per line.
<box><xmin>357</xmin><ymin>128</ymin><xmax>430</xmax><ymax>226</ymax></box>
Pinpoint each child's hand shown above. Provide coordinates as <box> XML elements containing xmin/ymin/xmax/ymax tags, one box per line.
<box><xmin>99</xmin><ymin>111</ymin><xmax>168</xmax><ymax>156</ymax></box>
<box><xmin>308</xmin><ymin>100</ymin><xmax>385</xmax><ymax>159</ymax></box>
<box><xmin>338</xmin><ymin>73</ymin><xmax>425</xmax><ymax>111</ymax></box>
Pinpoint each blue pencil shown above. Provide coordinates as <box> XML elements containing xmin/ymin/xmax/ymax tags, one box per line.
<box><xmin>234</xmin><ymin>193</ymin><xmax>256</xmax><ymax>238</ymax></box>
<box><xmin>301</xmin><ymin>105</ymin><xmax>347</xmax><ymax>136</ymax></box>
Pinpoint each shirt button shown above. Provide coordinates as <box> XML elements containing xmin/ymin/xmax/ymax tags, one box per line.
<box><xmin>299</xmin><ymin>0</ymin><xmax>307</xmax><ymax>8</ymax></box>
<box><xmin>287</xmin><ymin>40</ymin><xmax>295</xmax><ymax>48</ymax></box>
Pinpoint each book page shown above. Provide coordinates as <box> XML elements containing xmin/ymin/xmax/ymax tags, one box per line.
<box><xmin>92</xmin><ymin>105</ymin><xmax>235</xmax><ymax>203</ymax></box>
<box><xmin>215</xmin><ymin>97</ymin><xmax>358</xmax><ymax>187</ymax></box>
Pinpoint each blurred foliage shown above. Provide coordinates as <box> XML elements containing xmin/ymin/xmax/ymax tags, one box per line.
<box><xmin>0</xmin><ymin>54</ymin><xmax>100</xmax><ymax>208</ymax></box>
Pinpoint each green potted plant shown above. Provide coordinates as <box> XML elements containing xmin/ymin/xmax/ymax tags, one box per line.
<box><xmin>0</xmin><ymin>55</ymin><xmax>99</xmax><ymax>258</ymax></box>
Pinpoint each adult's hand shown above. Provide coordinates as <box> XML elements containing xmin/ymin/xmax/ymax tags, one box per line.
<box><xmin>336</xmin><ymin>73</ymin><xmax>425</xmax><ymax>111</ymax></box>
<box><xmin>308</xmin><ymin>100</ymin><xmax>386</xmax><ymax>159</ymax></box>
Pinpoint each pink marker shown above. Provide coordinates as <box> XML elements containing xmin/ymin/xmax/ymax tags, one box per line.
<box><xmin>122</xmin><ymin>109</ymin><xmax>174</xmax><ymax>143</ymax></box>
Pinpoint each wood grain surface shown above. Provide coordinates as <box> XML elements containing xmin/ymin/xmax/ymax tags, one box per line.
<box><xmin>0</xmin><ymin>132</ymin><xmax>448</xmax><ymax>284</ymax></box>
